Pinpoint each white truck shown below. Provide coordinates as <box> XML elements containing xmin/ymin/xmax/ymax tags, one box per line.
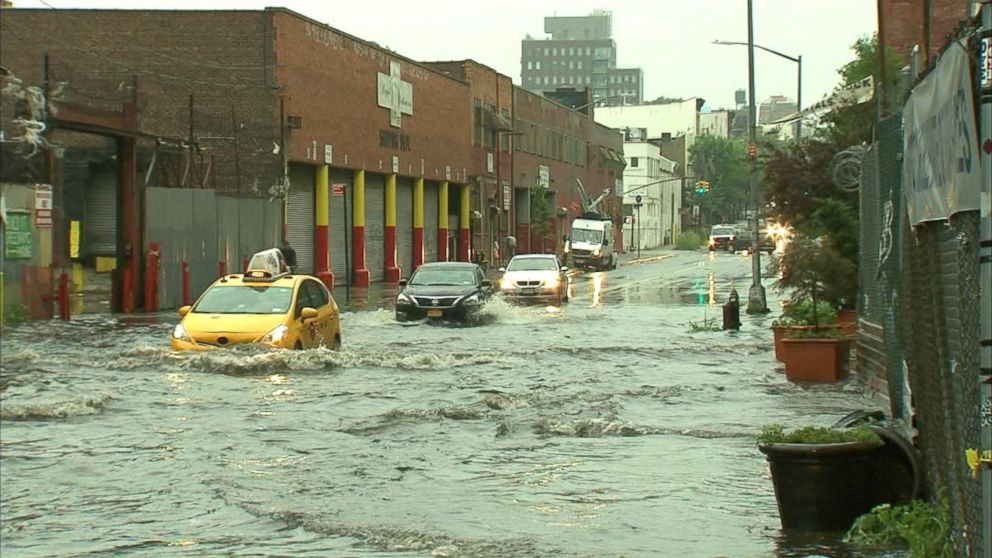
<box><xmin>566</xmin><ymin>215</ymin><xmax>617</xmax><ymax>271</ymax></box>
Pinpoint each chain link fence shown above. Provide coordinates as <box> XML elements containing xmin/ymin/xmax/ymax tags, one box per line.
<box><xmin>860</xmin><ymin>110</ymin><xmax>981</xmax><ymax>555</ymax></box>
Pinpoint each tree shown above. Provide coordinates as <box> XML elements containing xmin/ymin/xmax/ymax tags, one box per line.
<box><xmin>530</xmin><ymin>190</ymin><xmax>554</xmax><ymax>240</ymax></box>
<box><xmin>688</xmin><ymin>134</ymin><xmax>750</xmax><ymax>223</ymax></box>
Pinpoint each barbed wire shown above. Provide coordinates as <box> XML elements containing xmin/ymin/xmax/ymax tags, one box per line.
<box><xmin>830</xmin><ymin>144</ymin><xmax>867</xmax><ymax>192</ymax></box>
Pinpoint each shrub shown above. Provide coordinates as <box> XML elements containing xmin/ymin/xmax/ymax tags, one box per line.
<box><xmin>845</xmin><ymin>494</ymin><xmax>953</xmax><ymax>557</ymax></box>
<box><xmin>757</xmin><ymin>424</ymin><xmax>883</xmax><ymax>446</ymax></box>
<box><xmin>774</xmin><ymin>298</ymin><xmax>838</xmax><ymax>327</ymax></box>
<box><xmin>676</xmin><ymin>230</ymin><xmax>704</xmax><ymax>250</ymax></box>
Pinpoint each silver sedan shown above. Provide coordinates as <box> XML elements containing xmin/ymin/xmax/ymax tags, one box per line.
<box><xmin>498</xmin><ymin>254</ymin><xmax>569</xmax><ymax>305</ymax></box>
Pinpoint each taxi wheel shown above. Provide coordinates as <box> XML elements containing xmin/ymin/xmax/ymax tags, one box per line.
<box><xmin>294</xmin><ymin>340</ymin><xmax>303</xmax><ymax>350</ymax></box>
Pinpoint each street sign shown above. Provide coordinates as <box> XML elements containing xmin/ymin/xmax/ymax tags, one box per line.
<box><xmin>34</xmin><ymin>185</ymin><xmax>53</xmax><ymax>228</ymax></box>
<box><xmin>332</xmin><ymin>183</ymin><xmax>346</xmax><ymax>197</ymax></box>
<box><xmin>635</xmin><ymin>195</ymin><xmax>642</xmax><ymax>203</ymax></box>
<box><xmin>502</xmin><ymin>183</ymin><xmax>511</xmax><ymax>211</ymax></box>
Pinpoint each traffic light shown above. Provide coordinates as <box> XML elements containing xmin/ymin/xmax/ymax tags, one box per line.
<box><xmin>695</xmin><ymin>180</ymin><xmax>710</xmax><ymax>194</ymax></box>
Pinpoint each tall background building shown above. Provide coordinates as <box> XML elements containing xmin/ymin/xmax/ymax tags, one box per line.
<box><xmin>520</xmin><ymin>10</ymin><xmax>643</xmax><ymax>106</ymax></box>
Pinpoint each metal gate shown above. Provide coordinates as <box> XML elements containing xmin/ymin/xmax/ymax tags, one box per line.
<box><xmin>365</xmin><ymin>173</ymin><xmax>386</xmax><ymax>282</ymax></box>
<box><xmin>84</xmin><ymin>165</ymin><xmax>117</xmax><ymax>257</ymax></box>
<box><xmin>424</xmin><ymin>181</ymin><xmax>438</xmax><ymax>263</ymax></box>
<box><xmin>329</xmin><ymin>169</ymin><xmax>353</xmax><ymax>285</ymax></box>
<box><xmin>396</xmin><ymin>177</ymin><xmax>413</xmax><ymax>277</ymax></box>
<box><xmin>287</xmin><ymin>164</ymin><xmax>315</xmax><ymax>275</ymax></box>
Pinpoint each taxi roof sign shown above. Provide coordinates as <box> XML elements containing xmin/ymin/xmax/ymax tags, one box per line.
<box><xmin>244</xmin><ymin>248</ymin><xmax>290</xmax><ymax>282</ymax></box>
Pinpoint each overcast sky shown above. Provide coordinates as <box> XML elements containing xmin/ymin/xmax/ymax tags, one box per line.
<box><xmin>14</xmin><ymin>0</ymin><xmax>877</xmax><ymax>111</ymax></box>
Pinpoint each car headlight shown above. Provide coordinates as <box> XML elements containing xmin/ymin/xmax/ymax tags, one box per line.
<box><xmin>593</xmin><ymin>248</ymin><xmax>602</xmax><ymax>256</ymax></box>
<box><xmin>397</xmin><ymin>292</ymin><xmax>413</xmax><ymax>304</ymax></box>
<box><xmin>499</xmin><ymin>278</ymin><xmax>515</xmax><ymax>290</ymax></box>
<box><xmin>463</xmin><ymin>293</ymin><xmax>482</xmax><ymax>305</ymax></box>
<box><xmin>260</xmin><ymin>324</ymin><xmax>289</xmax><ymax>344</ymax></box>
<box><xmin>545</xmin><ymin>276</ymin><xmax>560</xmax><ymax>288</ymax></box>
<box><xmin>172</xmin><ymin>323</ymin><xmax>193</xmax><ymax>342</ymax></box>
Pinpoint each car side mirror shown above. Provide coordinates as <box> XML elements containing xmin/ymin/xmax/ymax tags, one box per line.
<box><xmin>498</xmin><ymin>267</ymin><xmax>506</xmax><ymax>273</ymax></box>
<box><xmin>399</xmin><ymin>279</ymin><xmax>407</xmax><ymax>287</ymax></box>
<box><xmin>178</xmin><ymin>305</ymin><xmax>191</xmax><ymax>316</ymax></box>
<box><xmin>560</xmin><ymin>266</ymin><xmax>569</xmax><ymax>272</ymax></box>
<box><xmin>301</xmin><ymin>307</ymin><xmax>318</xmax><ymax>320</ymax></box>
<box><xmin>482</xmin><ymin>279</ymin><xmax>493</xmax><ymax>289</ymax></box>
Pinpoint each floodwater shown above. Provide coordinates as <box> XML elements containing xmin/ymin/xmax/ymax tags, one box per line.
<box><xmin>1</xmin><ymin>251</ymin><xmax>896</xmax><ymax>557</ymax></box>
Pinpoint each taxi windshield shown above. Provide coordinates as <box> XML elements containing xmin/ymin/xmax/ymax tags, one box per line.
<box><xmin>711</xmin><ymin>227</ymin><xmax>735</xmax><ymax>236</ymax></box>
<box><xmin>570</xmin><ymin>228</ymin><xmax>603</xmax><ymax>244</ymax></box>
<box><xmin>507</xmin><ymin>257</ymin><xmax>557</xmax><ymax>271</ymax></box>
<box><xmin>193</xmin><ymin>285</ymin><xmax>293</xmax><ymax>314</ymax></box>
<box><xmin>410</xmin><ymin>268</ymin><xmax>477</xmax><ymax>286</ymax></box>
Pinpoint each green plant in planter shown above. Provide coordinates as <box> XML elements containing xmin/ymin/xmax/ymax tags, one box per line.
<box><xmin>758</xmin><ymin>424</ymin><xmax>883</xmax><ymax>446</ymax></box>
<box><xmin>844</xmin><ymin>494</ymin><xmax>953</xmax><ymax>557</ymax></box>
<box><xmin>784</xmin><ymin>326</ymin><xmax>848</xmax><ymax>340</ymax></box>
<box><xmin>774</xmin><ymin>235</ymin><xmax>856</xmax><ymax>327</ymax></box>
<box><xmin>773</xmin><ymin>298</ymin><xmax>838</xmax><ymax>327</ymax></box>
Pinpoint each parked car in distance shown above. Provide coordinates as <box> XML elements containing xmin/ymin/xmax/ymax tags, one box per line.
<box><xmin>733</xmin><ymin>228</ymin><xmax>776</xmax><ymax>254</ymax></box>
<box><xmin>171</xmin><ymin>249</ymin><xmax>342</xmax><ymax>351</ymax></box>
<box><xmin>394</xmin><ymin>262</ymin><xmax>494</xmax><ymax>322</ymax></box>
<box><xmin>499</xmin><ymin>254</ymin><xmax>569</xmax><ymax>305</ymax></box>
<box><xmin>708</xmin><ymin>224</ymin><xmax>737</xmax><ymax>251</ymax></box>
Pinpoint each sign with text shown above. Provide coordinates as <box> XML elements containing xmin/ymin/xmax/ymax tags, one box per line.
<box><xmin>502</xmin><ymin>183</ymin><xmax>511</xmax><ymax>211</ymax></box>
<box><xmin>34</xmin><ymin>185</ymin><xmax>53</xmax><ymax>228</ymax></box>
<box><xmin>903</xmin><ymin>42</ymin><xmax>981</xmax><ymax>224</ymax></box>
<box><xmin>331</xmin><ymin>183</ymin><xmax>346</xmax><ymax>197</ymax></box>
<box><xmin>4</xmin><ymin>211</ymin><xmax>32</xmax><ymax>259</ymax></box>
<box><xmin>538</xmin><ymin>165</ymin><xmax>550</xmax><ymax>188</ymax></box>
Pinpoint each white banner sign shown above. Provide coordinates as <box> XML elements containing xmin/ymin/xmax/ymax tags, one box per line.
<box><xmin>903</xmin><ymin>41</ymin><xmax>981</xmax><ymax>224</ymax></box>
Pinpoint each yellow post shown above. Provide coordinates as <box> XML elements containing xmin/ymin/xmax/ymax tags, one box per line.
<box><xmin>384</xmin><ymin>173</ymin><xmax>399</xmax><ymax>282</ymax></box>
<box><xmin>439</xmin><ymin>181</ymin><xmax>449</xmax><ymax>261</ymax></box>
<box><xmin>459</xmin><ymin>184</ymin><xmax>471</xmax><ymax>262</ymax></box>
<box><xmin>413</xmin><ymin>177</ymin><xmax>424</xmax><ymax>268</ymax></box>
<box><xmin>352</xmin><ymin>169</ymin><xmax>369</xmax><ymax>287</ymax></box>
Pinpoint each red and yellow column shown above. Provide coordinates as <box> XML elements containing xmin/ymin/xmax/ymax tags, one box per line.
<box><xmin>315</xmin><ymin>164</ymin><xmax>333</xmax><ymax>290</ymax></box>
<box><xmin>459</xmin><ymin>184</ymin><xmax>471</xmax><ymax>262</ymax></box>
<box><xmin>438</xmin><ymin>181</ymin><xmax>449</xmax><ymax>262</ymax></box>
<box><xmin>352</xmin><ymin>169</ymin><xmax>370</xmax><ymax>287</ymax></box>
<box><xmin>413</xmin><ymin>177</ymin><xmax>424</xmax><ymax>270</ymax></box>
<box><xmin>384</xmin><ymin>173</ymin><xmax>401</xmax><ymax>282</ymax></box>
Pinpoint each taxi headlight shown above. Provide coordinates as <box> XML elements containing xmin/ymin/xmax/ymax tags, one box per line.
<box><xmin>463</xmin><ymin>293</ymin><xmax>482</xmax><ymax>306</ymax></box>
<box><xmin>261</xmin><ymin>324</ymin><xmax>289</xmax><ymax>344</ymax></box>
<box><xmin>172</xmin><ymin>323</ymin><xmax>192</xmax><ymax>342</ymax></box>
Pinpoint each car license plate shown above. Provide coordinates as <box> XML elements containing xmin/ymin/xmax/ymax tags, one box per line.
<box><xmin>427</xmin><ymin>309</ymin><xmax>443</xmax><ymax>318</ymax></box>
<box><xmin>521</xmin><ymin>288</ymin><xmax>536</xmax><ymax>295</ymax></box>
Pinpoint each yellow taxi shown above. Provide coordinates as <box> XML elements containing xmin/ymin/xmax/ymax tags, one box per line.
<box><xmin>171</xmin><ymin>249</ymin><xmax>342</xmax><ymax>351</ymax></box>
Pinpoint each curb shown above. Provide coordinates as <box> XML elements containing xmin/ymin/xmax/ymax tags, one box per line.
<box><xmin>622</xmin><ymin>253</ymin><xmax>674</xmax><ymax>266</ymax></box>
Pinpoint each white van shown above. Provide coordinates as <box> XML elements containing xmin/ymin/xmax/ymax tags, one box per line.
<box><xmin>566</xmin><ymin>217</ymin><xmax>616</xmax><ymax>271</ymax></box>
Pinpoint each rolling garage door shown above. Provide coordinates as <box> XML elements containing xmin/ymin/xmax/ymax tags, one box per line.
<box><xmin>423</xmin><ymin>181</ymin><xmax>439</xmax><ymax>263</ymax></box>
<box><xmin>396</xmin><ymin>177</ymin><xmax>413</xmax><ymax>277</ymax></box>
<box><xmin>287</xmin><ymin>164</ymin><xmax>315</xmax><ymax>275</ymax></box>
<box><xmin>84</xmin><ymin>165</ymin><xmax>117</xmax><ymax>257</ymax></box>
<box><xmin>329</xmin><ymin>169</ymin><xmax>353</xmax><ymax>286</ymax></box>
<box><xmin>365</xmin><ymin>173</ymin><xmax>386</xmax><ymax>283</ymax></box>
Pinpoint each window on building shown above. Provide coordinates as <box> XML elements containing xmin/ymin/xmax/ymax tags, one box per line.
<box><xmin>577</xmin><ymin>61</ymin><xmax>583</xmax><ymax>69</ymax></box>
<box><xmin>527</xmin><ymin>61</ymin><xmax>533</xmax><ymax>70</ymax></box>
<box><xmin>544</xmin><ymin>76</ymin><xmax>549</xmax><ymax>85</ymax></box>
<box><xmin>473</xmin><ymin>98</ymin><xmax>483</xmax><ymax>146</ymax></box>
<box><xmin>568</xmin><ymin>61</ymin><xmax>574</xmax><ymax>69</ymax></box>
<box><xmin>501</xmin><ymin>109</ymin><xmax>511</xmax><ymax>153</ymax></box>
<box><xmin>552</xmin><ymin>47</ymin><xmax>558</xmax><ymax>56</ymax></box>
<box><xmin>630</xmin><ymin>157</ymin><xmax>639</xmax><ymax>168</ymax></box>
<box><xmin>585</xmin><ymin>76</ymin><xmax>591</xmax><ymax>84</ymax></box>
<box><xmin>586</xmin><ymin>47</ymin><xmax>591</xmax><ymax>56</ymax></box>
<box><xmin>535</xmin><ymin>61</ymin><xmax>541</xmax><ymax>70</ymax></box>
<box><xmin>633</xmin><ymin>75</ymin><xmax>638</xmax><ymax>83</ymax></box>
<box><xmin>484</xmin><ymin>103</ymin><xmax>497</xmax><ymax>148</ymax></box>
<box><xmin>544</xmin><ymin>48</ymin><xmax>549</xmax><ymax>56</ymax></box>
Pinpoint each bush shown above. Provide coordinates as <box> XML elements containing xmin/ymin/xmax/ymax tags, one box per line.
<box><xmin>775</xmin><ymin>298</ymin><xmax>838</xmax><ymax>327</ymax></box>
<box><xmin>676</xmin><ymin>230</ymin><xmax>704</xmax><ymax>250</ymax></box>
<box><xmin>845</xmin><ymin>495</ymin><xmax>953</xmax><ymax>557</ymax></box>
<box><xmin>757</xmin><ymin>424</ymin><xmax>883</xmax><ymax>445</ymax></box>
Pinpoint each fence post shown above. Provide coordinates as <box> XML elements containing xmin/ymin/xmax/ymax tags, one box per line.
<box><xmin>181</xmin><ymin>260</ymin><xmax>191</xmax><ymax>307</ymax></box>
<box><xmin>58</xmin><ymin>272</ymin><xmax>70</xmax><ymax>321</ymax></box>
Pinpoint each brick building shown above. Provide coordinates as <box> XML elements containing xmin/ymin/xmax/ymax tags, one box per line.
<box><xmin>878</xmin><ymin>0</ymin><xmax>970</xmax><ymax>64</ymax></box>
<box><xmin>0</xmin><ymin>7</ymin><xmax>623</xmax><ymax>315</ymax></box>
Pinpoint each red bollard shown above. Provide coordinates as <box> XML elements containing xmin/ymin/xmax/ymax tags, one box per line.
<box><xmin>242</xmin><ymin>256</ymin><xmax>249</xmax><ymax>273</ymax></box>
<box><xmin>145</xmin><ymin>242</ymin><xmax>160</xmax><ymax>312</ymax></box>
<box><xmin>219</xmin><ymin>260</ymin><xmax>227</xmax><ymax>278</ymax></box>
<box><xmin>182</xmin><ymin>260</ymin><xmax>191</xmax><ymax>307</ymax></box>
<box><xmin>59</xmin><ymin>272</ymin><xmax>70</xmax><ymax>321</ymax></box>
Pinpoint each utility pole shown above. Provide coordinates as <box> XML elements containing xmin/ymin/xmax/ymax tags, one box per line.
<box><xmin>745</xmin><ymin>0</ymin><xmax>768</xmax><ymax>313</ymax></box>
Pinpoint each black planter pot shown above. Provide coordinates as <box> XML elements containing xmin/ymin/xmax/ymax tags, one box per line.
<box><xmin>758</xmin><ymin>441</ymin><xmax>879</xmax><ymax>531</ymax></box>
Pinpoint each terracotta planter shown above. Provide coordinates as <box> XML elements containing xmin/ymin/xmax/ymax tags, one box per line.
<box><xmin>836</xmin><ymin>308</ymin><xmax>857</xmax><ymax>338</ymax></box>
<box><xmin>781</xmin><ymin>337</ymin><xmax>851</xmax><ymax>381</ymax></box>
<box><xmin>772</xmin><ymin>325</ymin><xmax>838</xmax><ymax>362</ymax></box>
<box><xmin>759</xmin><ymin>441</ymin><xmax>879</xmax><ymax>530</ymax></box>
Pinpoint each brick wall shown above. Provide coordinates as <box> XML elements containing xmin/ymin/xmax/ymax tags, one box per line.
<box><xmin>879</xmin><ymin>0</ymin><xmax>969</xmax><ymax>62</ymax></box>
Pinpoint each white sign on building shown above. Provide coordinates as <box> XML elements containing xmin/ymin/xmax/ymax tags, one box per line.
<box><xmin>538</xmin><ymin>165</ymin><xmax>550</xmax><ymax>188</ymax></box>
<box><xmin>377</xmin><ymin>60</ymin><xmax>414</xmax><ymax>128</ymax></box>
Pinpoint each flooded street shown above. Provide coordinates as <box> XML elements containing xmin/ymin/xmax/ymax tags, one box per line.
<box><xmin>1</xmin><ymin>251</ymin><xmax>889</xmax><ymax>557</ymax></box>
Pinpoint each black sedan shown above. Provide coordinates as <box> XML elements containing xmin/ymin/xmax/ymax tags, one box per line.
<box><xmin>394</xmin><ymin>262</ymin><xmax>494</xmax><ymax>322</ymax></box>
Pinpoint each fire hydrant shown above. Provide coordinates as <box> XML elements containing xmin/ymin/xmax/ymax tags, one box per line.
<box><xmin>722</xmin><ymin>289</ymin><xmax>741</xmax><ymax>331</ymax></box>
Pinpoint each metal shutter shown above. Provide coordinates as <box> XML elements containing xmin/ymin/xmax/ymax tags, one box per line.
<box><xmin>424</xmin><ymin>181</ymin><xmax>439</xmax><ymax>263</ymax></box>
<box><xmin>287</xmin><ymin>164</ymin><xmax>315</xmax><ymax>275</ymax></box>
<box><xmin>365</xmin><ymin>173</ymin><xmax>386</xmax><ymax>282</ymax></box>
<box><xmin>84</xmin><ymin>166</ymin><xmax>117</xmax><ymax>257</ymax></box>
<box><xmin>396</xmin><ymin>177</ymin><xmax>414</xmax><ymax>277</ymax></box>
<box><xmin>329</xmin><ymin>169</ymin><xmax>353</xmax><ymax>285</ymax></box>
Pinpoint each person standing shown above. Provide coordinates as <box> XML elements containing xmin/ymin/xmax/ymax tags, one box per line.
<box><xmin>503</xmin><ymin>234</ymin><xmax>516</xmax><ymax>264</ymax></box>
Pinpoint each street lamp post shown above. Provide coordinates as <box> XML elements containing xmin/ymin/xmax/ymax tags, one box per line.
<box><xmin>712</xmin><ymin>41</ymin><xmax>802</xmax><ymax>141</ymax></box>
<box><xmin>745</xmin><ymin>0</ymin><xmax>768</xmax><ymax>313</ymax></box>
